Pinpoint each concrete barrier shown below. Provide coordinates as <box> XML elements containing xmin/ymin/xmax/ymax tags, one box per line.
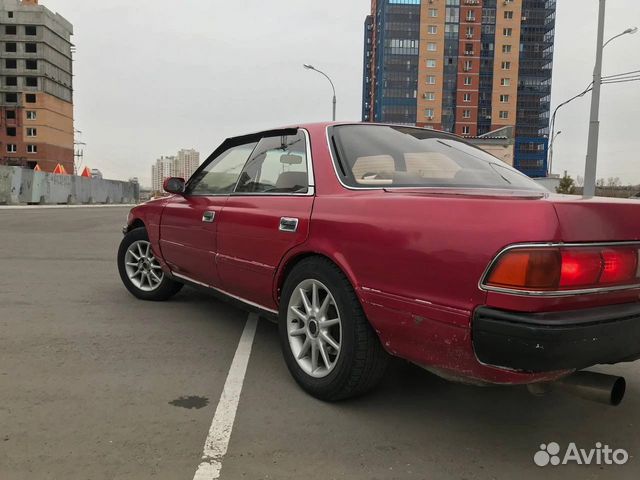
<box><xmin>0</xmin><ymin>165</ymin><xmax>139</xmax><ymax>205</ymax></box>
<box><xmin>0</xmin><ymin>166</ymin><xmax>23</xmax><ymax>204</ymax></box>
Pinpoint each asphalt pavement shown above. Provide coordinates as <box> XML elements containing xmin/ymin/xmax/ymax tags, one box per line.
<box><xmin>1</xmin><ymin>206</ymin><xmax>639</xmax><ymax>480</ymax></box>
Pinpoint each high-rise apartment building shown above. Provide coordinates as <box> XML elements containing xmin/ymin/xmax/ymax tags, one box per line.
<box><xmin>362</xmin><ymin>0</ymin><xmax>556</xmax><ymax>177</ymax></box>
<box><xmin>151</xmin><ymin>156</ymin><xmax>176</xmax><ymax>193</ymax></box>
<box><xmin>176</xmin><ymin>148</ymin><xmax>200</xmax><ymax>180</ymax></box>
<box><xmin>0</xmin><ymin>0</ymin><xmax>74</xmax><ymax>173</ymax></box>
<box><xmin>151</xmin><ymin>149</ymin><xmax>200</xmax><ymax>193</ymax></box>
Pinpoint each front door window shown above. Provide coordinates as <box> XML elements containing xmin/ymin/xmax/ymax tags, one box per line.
<box><xmin>187</xmin><ymin>142</ymin><xmax>257</xmax><ymax>196</ymax></box>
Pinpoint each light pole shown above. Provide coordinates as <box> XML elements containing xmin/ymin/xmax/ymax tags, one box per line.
<box><xmin>549</xmin><ymin>85</ymin><xmax>592</xmax><ymax>175</ymax></box>
<box><xmin>583</xmin><ymin>0</ymin><xmax>637</xmax><ymax>197</ymax></box>
<box><xmin>303</xmin><ymin>64</ymin><xmax>337</xmax><ymax>121</ymax></box>
<box><xmin>603</xmin><ymin>26</ymin><xmax>638</xmax><ymax>48</ymax></box>
<box><xmin>548</xmin><ymin>130</ymin><xmax>562</xmax><ymax>175</ymax></box>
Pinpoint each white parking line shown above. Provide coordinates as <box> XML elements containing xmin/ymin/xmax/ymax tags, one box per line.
<box><xmin>193</xmin><ymin>313</ymin><xmax>259</xmax><ymax>480</ymax></box>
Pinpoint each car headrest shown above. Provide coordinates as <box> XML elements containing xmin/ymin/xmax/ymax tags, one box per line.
<box><xmin>275</xmin><ymin>171</ymin><xmax>308</xmax><ymax>190</ymax></box>
<box><xmin>352</xmin><ymin>155</ymin><xmax>395</xmax><ymax>180</ymax></box>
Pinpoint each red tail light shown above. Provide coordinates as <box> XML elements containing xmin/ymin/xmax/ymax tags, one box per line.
<box><xmin>484</xmin><ymin>244</ymin><xmax>640</xmax><ymax>293</ymax></box>
<box><xmin>560</xmin><ymin>249</ymin><xmax>602</xmax><ymax>288</ymax></box>
<box><xmin>600</xmin><ymin>248</ymin><xmax>638</xmax><ymax>284</ymax></box>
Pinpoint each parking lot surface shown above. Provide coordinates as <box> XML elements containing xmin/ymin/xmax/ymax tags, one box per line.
<box><xmin>1</xmin><ymin>207</ymin><xmax>639</xmax><ymax>480</ymax></box>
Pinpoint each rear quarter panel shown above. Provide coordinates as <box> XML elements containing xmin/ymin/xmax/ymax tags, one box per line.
<box><xmin>297</xmin><ymin>190</ymin><xmax>567</xmax><ymax>384</ymax></box>
<box><xmin>307</xmin><ymin>191</ymin><xmax>562</xmax><ymax>325</ymax></box>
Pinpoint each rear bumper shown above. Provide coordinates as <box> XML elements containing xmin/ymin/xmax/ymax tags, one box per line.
<box><xmin>473</xmin><ymin>303</ymin><xmax>640</xmax><ymax>373</ymax></box>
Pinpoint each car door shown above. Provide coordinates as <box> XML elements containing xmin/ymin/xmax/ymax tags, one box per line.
<box><xmin>159</xmin><ymin>141</ymin><xmax>257</xmax><ymax>287</ymax></box>
<box><xmin>216</xmin><ymin>130</ymin><xmax>314</xmax><ymax>310</ymax></box>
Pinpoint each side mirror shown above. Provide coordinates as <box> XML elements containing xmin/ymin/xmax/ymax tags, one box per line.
<box><xmin>163</xmin><ymin>177</ymin><xmax>186</xmax><ymax>195</ymax></box>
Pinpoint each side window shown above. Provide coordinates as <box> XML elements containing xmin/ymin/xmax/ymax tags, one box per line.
<box><xmin>187</xmin><ymin>143</ymin><xmax>257</xmax><ymax>195</ymax></box>
<box><xmin>235</xmin><ymin>131</ymin><xmax>308</xmax><ymax>194</ymax></box>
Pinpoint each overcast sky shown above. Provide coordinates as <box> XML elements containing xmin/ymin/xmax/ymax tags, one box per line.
<box><xmin>41</xmin><ymin>0</ymin><xmax>640</xmax><ymax>187</ymax></box>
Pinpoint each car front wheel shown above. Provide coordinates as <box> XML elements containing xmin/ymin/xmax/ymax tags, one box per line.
<box><xmin>279</xmin><ymin>257</ymin><xmax>389</xmax><ymax>401</ymax></box>
<box><xmin>117</xmin><ymin>227</ymin><xmax>183</xmax><ymax>301</ymax></box>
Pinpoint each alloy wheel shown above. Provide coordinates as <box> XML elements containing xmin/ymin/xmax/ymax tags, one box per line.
<box><xmin>124</xmin><ymin>240</ymin><xmax>164</xmax><ymax>292</ymax></box>
<box><xmin>287</xmin><ymin>279</ymin><xmax>342</xmax><ymax>378</ymax></box>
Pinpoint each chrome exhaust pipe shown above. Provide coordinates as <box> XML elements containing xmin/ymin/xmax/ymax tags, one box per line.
<box><xmin>528</xmin><ymin>371</ymin><xmax>626</xmax><ymax>406</ymax></box>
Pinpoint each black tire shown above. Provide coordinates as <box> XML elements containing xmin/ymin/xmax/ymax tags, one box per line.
<box><xmin>117</xmin><ymin>227</ymin><xmax>183</xmax><ymax>301</ymax></box>
<box><xmin>278</xmin><ymin>257</ymin><xmax>389</xmax><ymax>401</ymax></box>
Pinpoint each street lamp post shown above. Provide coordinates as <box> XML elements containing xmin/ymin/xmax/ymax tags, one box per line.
<box><xmin>549</xmin><ymin>26</ymin><xmax>637</xmax><ymax>180</ymax></box>
<box><xmin>303</xmin><ymin>64</ymin><xmax>337</xmax><ymax>121</ymax></box>
<box><xmin>583</xmin><ymin>0</ymin><xmax>638</xmax><ymax>197</ymax></box>
<box><xmin>548</xmin><ymin>130</ymin><xmax>562</xmax><ymax>175</ymax></box>
<box><xmin>603</xmin><ymin>26</ymin><xmax>639</xmax><ymax>48</ymax></box>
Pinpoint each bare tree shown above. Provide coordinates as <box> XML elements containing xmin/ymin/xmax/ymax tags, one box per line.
<box><xmin>606</xmin><ymin>177</ymin><xmax>621</xmax><ymax>188</ymax></box>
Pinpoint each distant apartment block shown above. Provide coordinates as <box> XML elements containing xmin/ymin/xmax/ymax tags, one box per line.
<box><xmin>151</xmin><ymin>149</ymin><xmax>200</xmax><ymax>193</ymax></box>
<box><xmin>151</xmin><ymin>156</ymin><xmax>176</xmax><ymax>193</ymax></box>
<box><xmin>0</xmin><ymin>0</ymin><xmax>74</xmax><ymax>173</ymax></box>
<box><xmin>176</xmin><ymin>148</ymin><xmax>200</xmax><ymax>180</ymax></box>
<box><xmin>362</xmin><ymin>0</ymin><xmax>556</xmax><ymax>177</ymax></box>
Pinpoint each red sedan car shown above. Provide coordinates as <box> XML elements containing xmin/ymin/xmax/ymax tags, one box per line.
<box><xmin>118</xmin><ymin>123</ymin><xmax>640</xmax><ymax>404</ymax></box>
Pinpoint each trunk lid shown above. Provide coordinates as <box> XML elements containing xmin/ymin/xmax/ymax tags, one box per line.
<box><xmin>549</xmin><ymin>195</ymin><xmax>640</xmax><ymax>242</ymax></box>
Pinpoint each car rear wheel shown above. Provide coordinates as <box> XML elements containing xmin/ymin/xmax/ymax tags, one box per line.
<box><xmin>279</xmin><ymin>257</ymin><xmax>389</xmax><ymax>401</ymax></box>
<box><xmin>117</xmin><ymin>228</ymin><xmax>183</xmax><ymax>301</ymax></box>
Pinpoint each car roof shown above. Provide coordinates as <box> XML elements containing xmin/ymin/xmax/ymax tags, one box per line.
<box><xmin>224</xmin><ymin>122</ymin><xmax>462</xmax><ymax>143</ymax></box>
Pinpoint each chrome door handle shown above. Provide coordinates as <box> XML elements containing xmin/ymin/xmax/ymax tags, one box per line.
<box><xmin>279</xmin><ymin>217</ymin><xmax>299</xmax><ymax>232</ymax></box>
<box><xmin>202</xmin><ymin>211</ymin><xmax>216</xmax><ymax>223</ymax></box>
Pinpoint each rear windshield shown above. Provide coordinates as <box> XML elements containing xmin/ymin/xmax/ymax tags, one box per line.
<box><xmin>331</xmin><ymin>125</ymin><xmax>547</xmax><ymax>191</ymax></box>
